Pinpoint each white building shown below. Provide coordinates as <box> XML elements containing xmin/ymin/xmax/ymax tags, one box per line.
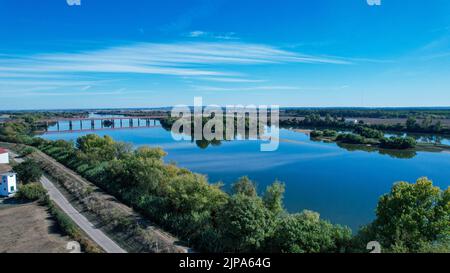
<box><xmin>0</xmin><ymin>148</ymin><xmax>8</xmax><ymax>164</ymax></box>
<box><xmin>0</xmin><ymin>172</ymin><xmax>17</xmax><ymax>197</ymax></box>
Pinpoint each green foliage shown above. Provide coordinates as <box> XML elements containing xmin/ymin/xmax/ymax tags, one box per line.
<box><xmin>20</xmin><ymin>146</ymin><xmax>36</xmax><ymax>156</ymax></box>
<box><xmin>16</xmin><ymin>182</ymin><xmax>48</xmax><ymax>202</ymax></box>
<box><xmin>380</xmin><ymin>136</ymin><xmax>416</xmax><ymax>149</ymax></box>
<box><xmin>354</xmin><ymin>127</ymin><xmax>383</xmax><ymax>139</ymax></box>
<box><xmin>263</xmin><ymin>181</ymin><xmax>285</xmax><ymax>215</ymax></box>
<box><xmin>336</xmin><ymin>133</ymin><xmax>366</xmax><ymax>144</ymax></box>
<box><xmin>322</xmin><ymin>129</ymin><xmax>338</xmax><ymax>138</ymax></box>
<box><xmin>269</xmin><ymin>210</ymin><xmax>352</xmax><ymax>253</ymax></box>
<box><xmin>218</xmin><ymin>193</ymin><xmax>274</xmax><ymax>252</ymax></box>
<box><xmin>13</xmin><ymin>159</ymin><xmax>43</xmax><ymax>184</ymax></box>
<box><xmin>76</xmin><ymin>134</ymin><xmax>117</xmax><ymax>162</ymax></box>
<box><xmin>356</xmin><ymin>177</ymin><xmax>450</xmax><ymax>253</ymax></box>
<box><xmin>232</xmin><ymin>176</ymin><xmax>257</xmax><ymax>197</ymax></box>
<box><xmin>310</xmin><ymin>130</ymin><xmax>323</xmax><ymax>138</ymax></box>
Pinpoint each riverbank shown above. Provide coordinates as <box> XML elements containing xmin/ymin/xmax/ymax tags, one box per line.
<box><xmin>1</xmin><ymin>142</ymin><xmax>189</xmax><ymax>253</ymax></box>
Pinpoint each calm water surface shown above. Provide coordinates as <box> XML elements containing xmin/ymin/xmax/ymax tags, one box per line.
<box><xmin>42</xmin><ymin>119</ymin><xmax>450</xmax><ymax>231</ymax></box>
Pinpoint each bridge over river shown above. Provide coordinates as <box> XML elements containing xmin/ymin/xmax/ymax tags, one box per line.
<box><xmin>42</xmin><ymin>116</ymin><xmax>167</xmax><ymax>134</ymax></box>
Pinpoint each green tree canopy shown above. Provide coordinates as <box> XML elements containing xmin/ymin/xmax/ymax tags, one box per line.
<box><xmin>357</xmin><ymin>177</ymin><xmax>450</xmax><ymax>252</ymax></box>
<box><xmin>231</xmin><ymin>176</ymin><xmax>257</xmax><ymax>197</ymax></box>
<box><xmin>263</xmin><ymin>181</ymin><xmax>285</xmax><ymax>215</ymax></box>
<box><xmin>218</xmin><ymin>193</ymin><xmax>274</xmax><ymax>252</ymax></box>
<box><xmin>269</xmin><ymin>210</ymin><xmax>352</xmax><ymax>253</ymax></box>
<box><xmin>13</xmin><ymin>159</ymin><xmax>43</xmax><ymax>184</ymax></box>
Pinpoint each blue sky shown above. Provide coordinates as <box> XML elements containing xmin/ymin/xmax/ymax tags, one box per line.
<box><xmin>1</xmin><ymin>0</ymin><xmax>450</xmax><ymax>110</ymax></box>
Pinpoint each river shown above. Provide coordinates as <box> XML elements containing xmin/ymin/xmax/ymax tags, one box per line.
<box><xmin>41</xmin><ymin>115</ymin><xmax>450</xmax><ymax>231</ymax></box>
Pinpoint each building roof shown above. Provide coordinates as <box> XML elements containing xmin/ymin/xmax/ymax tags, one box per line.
<box><xmin>0</xmin><ymin>148</ymin><xmax>8</xmax><ymax>154</ymax></box>
<box><xmin>0</xmin><ymin>165</ymin><xmax>12</xmax><ymax>173</ymax></box>
<box><xmin>0</xmin><ymin>172</ymin><xmax>16</xmax><ymax>176</ymax></box>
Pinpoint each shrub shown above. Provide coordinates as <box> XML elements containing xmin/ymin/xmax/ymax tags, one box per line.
<box><xmin>20</xmin><ymin>147</ymin><xmax>36</xmax><ymax>156</ymax></box>
<box><xmin>354</xmin><ymin>127</ymin><xmax>384</xmax><ymax>139</ymax></box>
<box><xmin>16</xmin><ymin>182</ymin><xmax>48</xmax><ymax>201</ymax></box>
<box><xmin>322</xmin><ymin>129</ymin><xmax>337</xmax><ymax>138</ymax></box>
<box><xmin>336</xmin><ymin>133</ymin><xmax>366</xmax><ymax>144</ymax></box>
<box><xmin>13</xmin><ymin>159</ymin><xmax>43</xmax><ymax>184</ymax></box>
<box><xmin>310</xmin><ymin>130</ymin><xmax>323</xmax><ymax>138</ymax></box>
<box><xmin>380</xmin><ymin>136</ymin><xmax>416</xmax><ymax>149</ymax></box>
<box><xmin>269</xmin><ymin>210</ymin><xmax>352</xmax><ymax>253</ymax></box>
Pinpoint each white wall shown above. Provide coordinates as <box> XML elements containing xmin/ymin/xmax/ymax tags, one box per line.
<box><xmin>0</xmin><ymin>174</ymin><xmax>17</xmax><ymax>197</ymax></box>
<box><xmin>0</xmin><ymin>152</ymin><xmax>8</xmax><ymax>164</ymax></box>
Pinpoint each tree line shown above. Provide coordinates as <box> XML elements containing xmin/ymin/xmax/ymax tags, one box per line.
<box><xmin>281</xmin><ymin>113</ymin><xmax>450</xmax><ymax>135</ymax></box>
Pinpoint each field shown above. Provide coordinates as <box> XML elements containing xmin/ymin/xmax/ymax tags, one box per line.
<box><xmin>0</xmin><ymin>202</ymin><xmax>72</xmax><ymax>253</ymax></box>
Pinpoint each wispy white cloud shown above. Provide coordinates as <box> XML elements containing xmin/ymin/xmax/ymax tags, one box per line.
<box><xmin>187</xmin><ymin>30</ymin><xmax>208</xmax><ymax>37</ymax></box>
<box><xmin>185</xmin><ymin>30</ymin><xmax>239</xmax><ymax>40</ymax></box>
<box><xmin>0</xmin><ymin>41</ymin><xmax>352</xmax><ymax>97</ymax></box>
<box><xmin>1</xmin><ymin>41</ymin><xmax>351</xmax><ymax>75</ymax></box>
<box><xmin>190</xmin><ymin>84</ymin><xmax>350</xmax><ymax>92</ymax></box>
<box><xmin>190</xmin><ymin>85</ymin><xmax>300</xmax><ymax>92</ymax></box>
<box><xmin>195</xmin><ymin>77</ymin><xmax>266</xmax><ymax>83</ymax></box>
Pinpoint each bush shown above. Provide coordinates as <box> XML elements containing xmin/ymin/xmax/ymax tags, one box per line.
<box><xmin>310</xmin><ymin>130</ymin><xmax>323</xmax><ymax>138</ymax></box>
<box><xmin>13</xmin><ymin>159</ymin><xmax>43</xmax><ymax>184</ymax></box>
<box><xmin>322</xmin><ymin>129</ymin><xmax>337</xmax><ymax>138</ymax></box>
<box><xmin>380</xmin><ymin>136</ymin><xmax>416</xmax><ymax>149</ymax></box>
<box><xmin>16</xmin><ymin>183</ymin><xmax>48</xmax><ymax>201</ymax></box>
<box><xmin>20</xmin><ymin>147</ymin><xmax>35</xmax><ymax>156</ymax></box>
<box><xmin>269</xmin><ymin>210</ymin><xmax>352</xmax><ymax>253</ymax></box>
<box><xmin>354</xmin><ymin>127</ymin><xmax>384</xmax><ymax>139</ymax></box>
<box><xmin>336</xmin><ymin>133</ymin><xmax>366</xmax><ymax>144</ymax></box>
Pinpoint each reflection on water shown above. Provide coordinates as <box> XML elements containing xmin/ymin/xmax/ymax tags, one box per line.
<box><xmin>385</xmin><ymin>132</ymin><xmax>450</xmax><ymax>146</ymax></box>
<box><xmin>41</xmin><ymin>118</ymin><xmax>450</xmax><ymax>231</ymax></box>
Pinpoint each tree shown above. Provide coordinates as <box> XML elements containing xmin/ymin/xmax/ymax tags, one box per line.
<box><xmin>336</xmin><ymin>133</ymin><xmax>366</xmax><ymax>144</ymax></box>
<box><xmin>357</xmin><ymin>177</ymin><xmax>450</xmax><ymax>252</ymax></box>
<box><xmin>231</xmin><ymin>176</ymin><xmax>257</xmax><ymax>197</ymax></box>
<box><xmin>406</xmin><ymin>116</ymin><xmax>418</xmax><ymax>131</ymax></box>
<box><xmin>380</xmin><ymin>136</ymin><xmax>416</xmax><ymax>149</ymax></box>
<box><xmin>135</xmin><ymin>146</ymin><xmax>166</xmax><ymax>159</ymax></box>
<box><xmin>263</xmin><ymin>181</ymin><xmax>285</xmax><ymax>215</ymax></box>
<box><xmin>269</xmin><ymin>210</ymin><xmax>352</xmax><ymax>253</ymax></box>
<box><xmin>76</xmin><ymin>134</ymin><xmax>116</xmax><ymax>162</ymax></box>
<box><xmin>218</xmin><ymin>193</ymin><xmax>274</xmax><ymax>252</ymax></box>
<box><xmin>13</xmin><ymin>159</ymin><xmax>43</xmax><ymax>184</ymax></box>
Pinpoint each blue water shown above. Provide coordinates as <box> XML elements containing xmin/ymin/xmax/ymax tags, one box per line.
<box><xmin>42</xmin><ymin>122</ymin><xmax>450</xmax><ymax>231</ymax></box>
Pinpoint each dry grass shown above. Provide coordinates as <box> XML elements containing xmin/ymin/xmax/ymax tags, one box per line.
<box><xmin>0</xmin><ymin>202</ymin><xmax>72</xmax><ymax>253</ymax></box>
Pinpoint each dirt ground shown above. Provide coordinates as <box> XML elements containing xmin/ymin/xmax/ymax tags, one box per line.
<box><xmin>0</xmin><ymin>202</ymin><xmax>72</xmax><ymax>253</ymax></box>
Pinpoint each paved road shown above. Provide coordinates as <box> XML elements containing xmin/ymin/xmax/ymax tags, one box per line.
<box><xmin>11</xmin><ymin>152</ymin><xmax>126</xmax><ymax>253</ymax></box>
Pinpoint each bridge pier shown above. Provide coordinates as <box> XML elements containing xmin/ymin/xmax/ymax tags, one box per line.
<box><xmin>69</xmin><ymin>121</ymin><xmax>73</xmax><ymax>130</ymax></box>
<box><xmin>80</xmin><ymin>120</ymin><xmax>83</xmax><ymax>130</ymax></box>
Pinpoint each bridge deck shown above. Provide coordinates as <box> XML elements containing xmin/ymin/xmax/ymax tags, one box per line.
<box><xmin>41</xmin><ymin>116</ymin><xmax>167</xmax><ymax>122</ymax></box>
<box><xmin>44</xmin><ymin>125</ymin><xmax>162</xmax><ymax>134</ymax></box>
